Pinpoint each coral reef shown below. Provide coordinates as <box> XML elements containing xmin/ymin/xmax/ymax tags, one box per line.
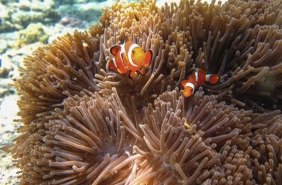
<box><xmin>0</xmin><ymin>0</ymin><xmax>105</xmax><ymax>33</ymax></box>
<box><xmin>8</xmin><ymin>0</ymin><xmax>282</xmax><ymax>184</ymax></box>
<box><xmin>0</xmin><ymin>1</ymin><xmax>60</xmax><ymax>32</ymax></box>
<box><xmin>14</xmin><ymin>23</ymin><xmax>49</xmax><ymax>48</ymax></box>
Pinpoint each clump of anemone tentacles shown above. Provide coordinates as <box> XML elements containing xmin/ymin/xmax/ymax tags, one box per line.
<box><xmin>7</xmin><ymin>0</ymin><xmax>282</xmax><ymax>184</ymax></box>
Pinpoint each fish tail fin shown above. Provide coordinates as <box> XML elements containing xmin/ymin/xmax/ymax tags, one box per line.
<box><xmin>107</xmin><ymin>59</ymin><xmax>117</xmax><ymax>72</ymax></box>
<box><xmin>110</xmin><ymin>45</ymin><xmax>121</xmax><ymax>56</ymax></box>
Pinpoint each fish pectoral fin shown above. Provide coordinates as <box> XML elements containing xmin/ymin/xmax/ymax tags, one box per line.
<box><xmin>138</xmin><ymin>69</ymin><xmax>144</xmax><ymax>75</ymax></box>
<box><xmin>129</xmin><ymin>71</ymin><xmax>136</xmax><ymax>78</ymax></box>
<box><xmin>110</xmin><ymin>45</ymin><xmax>121</xmax><ymax>56</ymax></box>
<box><xmin>117</xmin><ymin>68</ymin><xmax>126</xmax><ymax>74</ymax></box>
<box><xmin>107</xmin><ymin>60</ymin><xmax>117</xmax><ymax>72</ymax></box>
<box><xmin>143</xmin><ymin>50</ymin><xmax>153</xmax><ymax>67</ymax></box>
<box><xmin>209</xmin><ymin>75</ymin><xmax>220</xmax><ymax>84</ymax></box>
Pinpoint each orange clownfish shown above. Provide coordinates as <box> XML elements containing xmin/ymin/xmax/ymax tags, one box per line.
<box><xmin>107</xmin><ymin>37</ymin><xmax>153</xmax><ymax>78</ymax></box>
<box><xmin>181</xmin><ymin>68</ymin><xmax>219</xmax><ymax>97</ymax></box>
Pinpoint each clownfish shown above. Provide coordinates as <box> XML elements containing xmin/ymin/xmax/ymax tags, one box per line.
<box><xmin>181</xmin><ymin>68</ymin><xmax>219</xmax><ymax>97</ymax></box>
<box><xmin>107</xmin><ymin>37</ymin><xmax>153</xmax><ymax>78</ymax></box>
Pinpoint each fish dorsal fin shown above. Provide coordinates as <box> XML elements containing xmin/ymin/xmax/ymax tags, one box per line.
<box><xmin>110</xmin><ymin>45</ymin><xmax>121</xmax><ymax>56</ymax></box>
<box><xmin>125</xmin><ymin>35</ymin><xmax>131</xmax><ymax>43</ymax></box>
<box><xmin>181</xmin><ymin>79</ymin><xmax>188</xmax><ymax>87</ymax></box>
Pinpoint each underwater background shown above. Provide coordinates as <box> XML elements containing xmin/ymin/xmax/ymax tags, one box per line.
<box><xmin>2</xmin><ymin>0</ymin><xmax>281</xmax><ymax>184</ymax></box>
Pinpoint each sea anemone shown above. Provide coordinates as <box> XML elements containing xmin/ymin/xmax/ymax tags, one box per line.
<box><xmin>8</xmin><ymin>0</ymin><xmax>282</xmax><ymax>184</ymax></box>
